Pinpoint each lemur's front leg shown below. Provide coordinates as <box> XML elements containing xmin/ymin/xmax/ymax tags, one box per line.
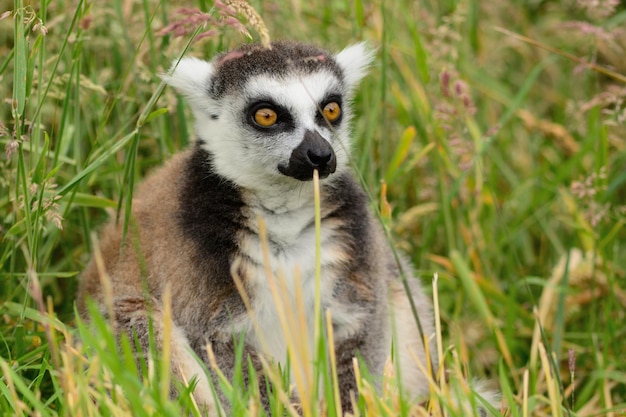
<box><xmin>334</xmin><ymin>336</ymin><xmax>362</xmax><ymax>413</ymax></box>
<box><xmin>198</xmin><ymin>337</ymin><xmax>272</xmax><ymax>415</ymax></box>
<box><xmin>333</xmin><ymin>317</ymin><xmax>388</xmax><ymax>414</ymax></box>
<box><xmin>108</xmin><ymin>296</ymin><xmax>218</xmax><ymax>414</ymax></box>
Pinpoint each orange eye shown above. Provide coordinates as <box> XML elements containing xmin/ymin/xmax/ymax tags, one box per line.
<box><xmin>322</xmin><ymin>102</ymin><xmax>341</xmax><ymax>122</ymax></box>
<box><xmin>254</xmin><ymin>108</ymin><xmax>278</xmax><ymax>127</ymax></box>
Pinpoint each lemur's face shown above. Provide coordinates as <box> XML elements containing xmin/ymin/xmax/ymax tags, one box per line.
<box><xmin>165</xmin><ymin>42</ymin><xmax>372</xmax><ymax>190</ymax></box>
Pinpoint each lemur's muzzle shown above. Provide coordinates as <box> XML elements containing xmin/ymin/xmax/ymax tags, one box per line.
<box><xmin>278</xmin><ymin>129</ymin><xmax>337</xmax><ymax>181</ymax></box>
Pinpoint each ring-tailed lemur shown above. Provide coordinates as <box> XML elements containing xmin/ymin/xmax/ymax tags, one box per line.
<box><xmin>78</xmin><ymin>41</ymin><xmax>496</xmax><ymax>415</ymax></box>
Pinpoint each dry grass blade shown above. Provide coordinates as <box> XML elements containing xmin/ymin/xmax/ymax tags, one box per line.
<box><xmin>538</xmin><ymin>343</ymin><xmax>562</xmax><ymax>417</ymax></box>
<box><xmin>494</xmin><ymin>26</ymin><xmax>626</xmax><ymax>84</ymax></box>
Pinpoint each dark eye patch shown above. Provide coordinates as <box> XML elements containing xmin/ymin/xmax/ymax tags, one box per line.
<box><xmin>245</xmin><ymin>100</ymin><xmax>295</xmax><ymax>133</ymax></box>
<box><xmin>315</xmin><ymin>94</ymin><xmax>343</xmax><ymax>128</ymax></box>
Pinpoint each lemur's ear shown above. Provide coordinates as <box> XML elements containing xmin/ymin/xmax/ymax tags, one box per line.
<box><xmin>162</xmin><ymin>57</ymin><xmax>214</xmax><ymax>108</ymax></box>
<box><xmin>334</xmin><ymin>42</ymin><xmax>375</xmax><ymax>90</ymax></box>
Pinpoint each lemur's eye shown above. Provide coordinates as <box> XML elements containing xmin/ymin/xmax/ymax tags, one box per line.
<box><xmin>254</xmin><ymin>108</ymin><xmax>278</xmax><ymax>127</ymax></box>
<box><xmin>247</xmin><ymin>101</ymin><xmax>294</xmax><ymax>132</ymax></box>
<box><xmin>322</xmin><ymin>102</ymin><xmax>341</xmax><ymax>122</ymax></box>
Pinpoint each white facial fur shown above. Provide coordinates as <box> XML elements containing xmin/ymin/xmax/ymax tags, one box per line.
<box><xmin>202</xmin><ymin>72</ymin><xmax>348</xmax><ymax>193</ymax></box>
<box><xmin>164</xmin><ymin>43</ymin><xmax>374</xmax><ymax>202</ymax></box>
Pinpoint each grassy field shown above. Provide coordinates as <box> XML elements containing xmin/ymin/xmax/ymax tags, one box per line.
<box><xmin>1</xmin><ymin>0</ymin><xmax>625</xmax><ymax>415</ymax></box>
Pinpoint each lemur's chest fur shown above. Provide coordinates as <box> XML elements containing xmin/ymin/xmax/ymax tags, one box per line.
<box><xmin>178</xmin><ymin>147</ymin><xmax>373</xmax><ymax>363</ymax></box>
<box><xmin>237</xmin><ymin>197</ymin><xmax>356</xmax><ymax>361</ymax></box>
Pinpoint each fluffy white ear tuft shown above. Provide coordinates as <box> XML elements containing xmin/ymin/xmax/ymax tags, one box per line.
<box><xmin>162</xmin><ymin>57</ymin><xmax>214</xmax><ymax>103</ymax></box>
<box><xmin>334</xmin><ymin>42</ymin><xmax>375</xmax><ymax>90</ymax></box>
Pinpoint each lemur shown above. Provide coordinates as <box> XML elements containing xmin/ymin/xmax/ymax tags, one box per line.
<box><xmin>78</xmin><ymin>41</ymin><xmax>495</xmax><ymax>415</ymax></box>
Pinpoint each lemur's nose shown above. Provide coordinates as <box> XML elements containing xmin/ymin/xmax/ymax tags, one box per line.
<box><xmin>277</xmin><ymin>129</ymin><xmax>337</xmax><ymax>181</ymax></box>
<box><xmin>306</xmin><ymin>145</ymin><xmax>333</xmax><ymax>169</ymax></box>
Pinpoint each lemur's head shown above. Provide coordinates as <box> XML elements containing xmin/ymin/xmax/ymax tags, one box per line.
<box><xmin>164</xmin><ymin>41</ymin><xmax>373</xmax><ymax>190</ymax></box>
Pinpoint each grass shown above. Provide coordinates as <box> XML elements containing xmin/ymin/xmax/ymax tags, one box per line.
<box><xmin>1</xmin><ymin>0</ymin><xmax>625</xmax><ymax>415</ymax></box>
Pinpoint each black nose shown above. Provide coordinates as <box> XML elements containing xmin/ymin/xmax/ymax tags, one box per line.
<box><xmin>307</xmin><ymin>148</ymin><xmax>333</xmax><ymax>169</ymax></box>
<box><xmin>278</xmin><ymin>130</ymin><xmax>337</xmax><ymax>181</ymax></box>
